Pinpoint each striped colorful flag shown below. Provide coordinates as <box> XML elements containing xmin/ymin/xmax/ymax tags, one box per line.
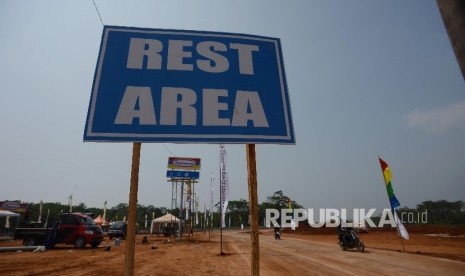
<box><xmin>379</xmin><ymin>157</ymin><xmax>409</xmax><ymax>240</ymax></box>
<box><xmin>378</xmin><ymin>158</ymin><xmax>400</xmax><ymax>210</ymax></box>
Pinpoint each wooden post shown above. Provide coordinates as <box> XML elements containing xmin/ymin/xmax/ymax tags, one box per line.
<box><xmin>124</xmin><ymin>142</ymin><xmax>141</xmax><ymax>276</ymax></box>
<box><xmin>437</xmin><ymin>0</ymin><xmax>465</xmax><ymax>79</ymax></box>
<box><xmin>246</xmin><ymin>144</ymin><xmax>259</xmax><ymax>276</ymax></box>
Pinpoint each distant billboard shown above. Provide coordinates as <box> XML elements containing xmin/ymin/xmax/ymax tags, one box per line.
<box><xmin>0</xmin><ymin>201</ymin><xmax>28</xmax><ymax>213</ymax></box>
<box><xmin>167</xmin><ymin>157</ymin><xmax>201</xmax><ymax>170</ymax></box>
<box><xmin>84</xmin><ymin>26</ymin><xmax>295</xmax><ymax>144</ymax></box>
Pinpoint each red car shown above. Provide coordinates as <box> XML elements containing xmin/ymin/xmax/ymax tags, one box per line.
<box><xmin>16</xmin><ymin>212</ymin><xmax>103</xmax><ymax>248</ymax></box>
<box><xmin>56</xmin><ymin>212</ymin><xmax>104</xmax><ymax>248</ymax></box>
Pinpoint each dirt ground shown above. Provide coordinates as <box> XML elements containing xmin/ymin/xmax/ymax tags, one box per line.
<box><xmin>0</xmin><ymin>226</ymin><xmax>464</xmax><ymax>275</ymax></box>
<box><xmin>283</xmin><ymin>224</ymin><xmax>465</xmax><ymax>262</ymax></box>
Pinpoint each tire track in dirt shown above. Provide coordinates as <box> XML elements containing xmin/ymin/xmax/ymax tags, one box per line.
<box><xmin>223</xmin><ymin>231</ymin><xmax>465</xmax><ymax>275</ymax></box>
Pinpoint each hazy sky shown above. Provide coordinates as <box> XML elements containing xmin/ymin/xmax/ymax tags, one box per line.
<box><xmin>1</xmin><ymin>0</ymin><xmax>464</xmax><ymax>213</ymax></box>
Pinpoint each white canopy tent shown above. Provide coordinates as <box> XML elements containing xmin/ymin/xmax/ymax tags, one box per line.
<box><xmin>150</xmin><ymin>213</ymin><xmax>179</xmax><ymax>234</ymax></box>
<box><xmin>0</xmin><ymin>210</ymin><xmax>20</xmax><ymax>216</ymax></box>
<box><xmin>0</xmin><ymin>210</ymin><xmax>20</xmax><ymax>240</ymax></box>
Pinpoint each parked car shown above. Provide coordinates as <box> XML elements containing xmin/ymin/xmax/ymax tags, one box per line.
<box><xmin>14</xmin><ymin>212</ymin><xmax>103</xmax><ymax>249</ymax></box>
<box><xmin>108</xmin><ymin>221</ymin><xmax>127</xmax><ymax>240</ymax></box>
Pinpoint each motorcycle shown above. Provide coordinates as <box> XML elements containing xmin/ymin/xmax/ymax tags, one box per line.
<box><xmin>337</xmin><ymin>226</ymin><xmax>364</xmax><ymax>252</ymax></box>
<box><xmin>274</xmin><ymin>227</ymin><xmax>281</xmax><ymax>240</ymax></box>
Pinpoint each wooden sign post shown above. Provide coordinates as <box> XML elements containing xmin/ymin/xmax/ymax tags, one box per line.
<box><xmin>124</xmin><ymin>142</ymin><xmax>141</xmax><ymax>276</ymax></box>
<box><xmin>246</xmin><ymin>144</ymin><xmax>259</xmax><ymax>276</ymax></box>
<box><xmin>85</xmin><ymin>27</ymin><xmax>294</xmax><ymax>276</ymax></box>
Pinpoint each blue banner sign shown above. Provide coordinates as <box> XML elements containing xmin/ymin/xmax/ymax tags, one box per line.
<box><xmin>84</xmin><ymin>26</ymin><xmax>295</xmax><ymax>144</ymax></box>
<box><xmin>166</xmin><ymin>170</ymin><xmax>200</xmax><ymax>179</ymax></box>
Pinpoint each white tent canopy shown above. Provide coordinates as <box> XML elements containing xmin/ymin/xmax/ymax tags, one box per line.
<box><xmin>0</xmin><ymin>210</ymin><xmax>20</xmax><ymax>217</ymax></box>
<box><xmin>0</xmin><ymin>210</ymin><xmax>20</xmax><ymax>240</ymax></box>
<box><xmin>153</xmin><ymin>213</ymin><xmax>179</xmax><ymax>223</ymax></box>
<box><xmin>150</xmin><ymin>213</ymin><xmax>179</xmax><ymax>234</ymax></box>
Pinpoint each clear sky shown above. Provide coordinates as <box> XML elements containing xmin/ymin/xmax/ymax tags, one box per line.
<box><xmin>1</xmin><ymin>0</ymin><xmax>464</xmax><ymax>213</ymax></box>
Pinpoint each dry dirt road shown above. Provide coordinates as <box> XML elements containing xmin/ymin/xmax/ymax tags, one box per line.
<box><xmin>224</xmin><ymin>231</ymin><xmax>465</xmax><ymax>275</ymax></box>
<box><xmin>1</xmin><ymin>230</ymin><xmax>465</xmax><ymax>275</ymax></box>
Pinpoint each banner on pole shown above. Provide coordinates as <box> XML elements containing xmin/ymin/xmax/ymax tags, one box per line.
<box><xmin>220</xmin><ymin>145</ymin><xmax>229</xmax><ymax>228</ymax></box>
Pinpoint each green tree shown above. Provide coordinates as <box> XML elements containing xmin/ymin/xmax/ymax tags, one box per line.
<box><xmin>416</xmin><ymin>200</ymin><xmax>465</xmax><ymax>225</ymax></box>
<box><xmin>259</xmin><ymin>190</ymin><xmax>303</xmax><ymax>226</ymax></box>
<box><xmin>226</xmin><ymin>199</ymin><xmax>249</xmax><ymax>227</ymax></box>
<box><xmin>108</xmin><ymin>203</ymin><xmax>128</xmax><ymax>221</ymax></box>
<box><xmin>74</xmin><ymin>203</ymin><xmax>87</xmax><ymax>213</ymax></box>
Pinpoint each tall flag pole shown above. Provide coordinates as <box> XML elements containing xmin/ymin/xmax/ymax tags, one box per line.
<box><xmin>378</xmin><ymin>157</ymin><xmax>409</xmax><ymax>251</ymax></box>
<box><xmin>5</xmin><ymin>215</ymin><xmax>10</xmax><ymax>229</ymax></box>
<box><xmin>219</xmin><ymin>144</ymin><xmax>230</xmax><ymax>254</ymax></box>
<box><xmin>196</xmin><ymin>195</ymin><xmax>199</xmax><ymax>226</ymax></box>
<box><xmin>38</xmin><ymin>200</ymin><xmax>43</xmax><ymax>224</ymax></box>
<box><xmin>103</xmin><ymin>200</ymin><xmax>107</xmax><ymax>226</ymax></box>
<box><xmin>209</xmin><ymin>174</ymin><xmax>214</xmax><ymax>240</ymax></box>
<box><xmin>289</xmin><ymin>198</ymin><xmax>295</xmax><ymax>230</ymax></box>
<box><xmin>44</xmin><ymin>209</ymin><xmax>50</xmax><ymax>228</ymax></box>
<box><xmin>68</xmin><ymin>194</ymin><xmax>73</xmax><ymax>213</ymax></box>
<box><xmin>209</xmin><ymin>174</ymin><xmax>214</xmax><ymax>218</ymax></box>
<box><xmin>203</xmin><ymin>202</ymin><xmax>207</xmax><ymax>229</ymax></box>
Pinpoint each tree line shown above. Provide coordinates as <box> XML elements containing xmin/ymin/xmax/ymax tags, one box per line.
<box><xmin>20</xmin><ymin>192</ymin><xmax>465</xmax><ymax>228</ymax></box>
<box><xmin>20</xmin><ymin>190</ymin><xmax>300</xmax><ymax>228</ymax></box>
<box><xmin>397</xmin><ymin>200</ymin><xmax>465</xmax><ymax>225</ymax></box>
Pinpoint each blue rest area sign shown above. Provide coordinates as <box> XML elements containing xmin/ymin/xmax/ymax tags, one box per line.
<box><xmin>84</xmin><ymin>26</ymin><xmax>295</xmax><ymax>144</ymax></box>
<box><xmin>166</xmin><ymin>170</ymin><xmax>200</xmax><ymax>180</ymax></box>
